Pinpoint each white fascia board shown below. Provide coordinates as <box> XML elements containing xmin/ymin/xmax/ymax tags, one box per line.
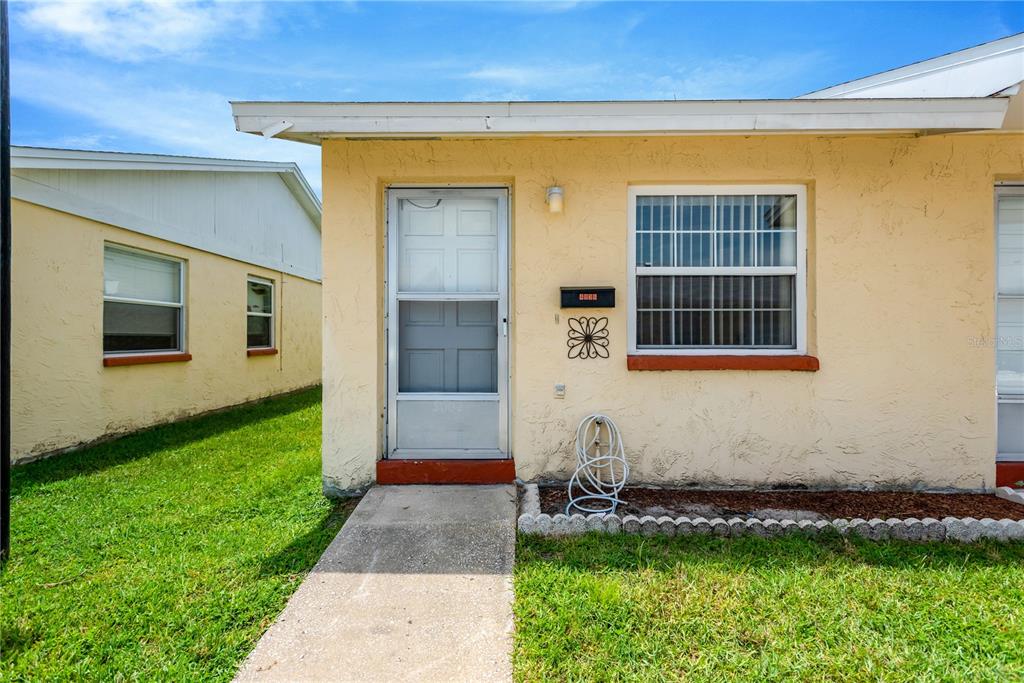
<box><xmin>12</xmin><ymin>146</ymin><xmax>297</xmax><ymax>172</ymax></box>
<box><xmin>12</xmin><ymin>146</ymin><xmax>321</xmax><ymax>225</ymax></box>
<box><xmin>230</xmin><ymin>97</ymin><xmax>1010</xmax><ymax>140</ymax></box>
<box><xmin>274</xmin><ymin>169</ymin><xmax>321</xmax><ymax>226</ymax></box>
<box><xmin>13</xmin><ymin>176</ymin><xmax>322</xmax><ymax>282</ymax></box>
<box><xmin>800</xmin><ymin>33</ymin><xmax>1024</xmax><ymax>99</ymax></box>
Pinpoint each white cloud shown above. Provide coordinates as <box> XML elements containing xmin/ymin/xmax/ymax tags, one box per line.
<box><xmin>464</xmin><ymin>63</ymin><xmax>606</xmax><ymax>89</ymax></box>
<box><xmin>12</xmin><ymin>59</ymin><xmax>322</xmax><ymax>193</ymax></box>
<box><xmin>641</xmin><ymin>53</ymin><xmax>826</xmax><ymax>100</ymax></box>
<box><xmin>461</xmin><ymin>52</ymin><xmax>824</xmax><ymax>100</ymax></box>
<box><xmin>487</xmin><ymin>1</ymin><xmax>591</xmax><ymax>14</ymax></box>
<box><xmin>39</xmin><ymin>133</ymin><xmax>116</xmax><ymax>150</ymax></box>
<box><xmin>17</xmin><ymin>0</ymin><xmax>263</xmax><ymax>62</ymax></box>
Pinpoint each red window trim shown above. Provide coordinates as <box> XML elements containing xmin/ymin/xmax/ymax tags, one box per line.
<box><xmin>627</xmin><ymin>354</ymin><xmax>819</xmax><ymax>371</ymax></box>
<box><xmin>103</xmin><ymin>352</ymin><xmax>192</xmax><ymax>367</ymax></box>
<box><xmin>247</xmin><ymin>347</ymin><xmax>278</xmax><ymax>357</ymax></box>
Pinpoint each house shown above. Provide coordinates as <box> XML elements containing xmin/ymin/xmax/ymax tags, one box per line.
<box><xmin>10</xmin><ymin>147</ymin><xmax>322</xmax><ymax>462</ymax></box>
<box><xmin>232</xmin><ymin>34</ymin><xmax>1024</xmax><ymax>494</ymax></box>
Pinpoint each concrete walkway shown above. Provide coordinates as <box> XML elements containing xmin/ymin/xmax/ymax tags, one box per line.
<box><xmin>235</xmin><ymin>485</ymin><xmax>517</xmax><ymax>683</ymax></box>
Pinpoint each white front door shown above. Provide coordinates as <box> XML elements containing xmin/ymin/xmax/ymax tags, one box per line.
<box><xmin>386</xmin><ymin>188</ymin><xmax>509</xmax><ymax>459</ymax></box>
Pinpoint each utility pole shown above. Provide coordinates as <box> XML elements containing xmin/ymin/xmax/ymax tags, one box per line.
<box><xmin>1</xmin><ymin>0</ymin><xmax>12</xmax><ymax>565</ymax></box>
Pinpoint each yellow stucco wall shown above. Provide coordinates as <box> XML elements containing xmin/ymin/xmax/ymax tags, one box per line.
<box><xmin>321</xmin><ymin>133</ymin><xmax>1024</xmax><ymax>492</ymax></box>
<box><xmin>11</xmin><ymin>199</ymin><xmax>322</xmax><ymax>461</ymax></box>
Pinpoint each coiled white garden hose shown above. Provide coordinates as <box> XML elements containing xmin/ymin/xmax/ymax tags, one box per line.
<box><xmin>566</xmin><ymin>414</ymin><xmax>629</xmax><ymax>515</ymax></box>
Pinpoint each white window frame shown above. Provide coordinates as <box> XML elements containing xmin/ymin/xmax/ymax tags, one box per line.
<box><xmin>996</xmin><ymin>184</ymin><xmax>1024</xmax><ymax>461</ymax></box>
<box><xmin>246</xmin><ymin>276</ymin><xmax>275</xmax><ymax>350</ymax></box>
<box><xmin>102</xmin><ymin>243</ymin><xmax>186</xmax><ymax>357</ymax></box>
<box><xmin>627</xmin><ymin>184</ymin><xmax>808</xmax><ymax>356</ymax></box>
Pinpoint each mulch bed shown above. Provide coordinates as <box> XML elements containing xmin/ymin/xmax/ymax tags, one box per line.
<box><xmin>538</xmin><ymin>486</ymin><xmax>1024</xmax><ymax>521</ymax></box>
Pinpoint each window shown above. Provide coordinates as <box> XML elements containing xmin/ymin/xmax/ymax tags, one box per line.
<box><xmin>628</xmin><ymin>186</ymin><xmax>806</xmax><ymax>355</ymax></box>
<box><xmin>103</xmin><ymin>245</ymin><xmax>184</xmax><ymax>354</ymax></box>
<box><xmin>247</xmin><ymin>277</ymin><xmax>274</xmax><ymax>349</ymax></box>
<box><xmin>997</xmin><ymin>187</ymin><xmax>1024</xmax><ymax>459</ymax></box>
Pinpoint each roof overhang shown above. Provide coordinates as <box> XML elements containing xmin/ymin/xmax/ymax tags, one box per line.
<box><xmin>231</xmin><ymin>97</ymin><xmax>1012</xmax><ymax>143</ymax></box>
<box><xmin>799</xmin><ymin>32</ymin><xmax>1024</xmax><ymax>99</ymax></box>
<box><xmin>12</xmin><ymin>146</ymin><xmax>321</xmax><ymax>225</ymax></box>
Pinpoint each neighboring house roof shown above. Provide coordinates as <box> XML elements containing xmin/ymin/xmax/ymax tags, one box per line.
<box><xmin>232</xmin><ymin>35</ymin><xmax>1023</xmax><ymax>142</ymax></box>
<box><xmin>231</xmin><ymin>97</ymin><xmax>1012</xmax><ymax>142</ymax></box>
<box><xmin>13</xmin><ymin>146</ymin><xmax>321</xmax><ymax>221</ymax></box>
<box><xmin>12</xmin><ymin>146</ymin><xmax>322</xmax><ymax>281</ymax></box>
<box><xmin>799</xmin><ymin>33</ymin><xmax>1024</xmax><ymax>99</ymax></box>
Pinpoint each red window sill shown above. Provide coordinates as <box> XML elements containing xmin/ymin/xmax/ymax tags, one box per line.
<box><xmin>103</xmin><ymin>353</ymin><xmax>192</xmax><ymax>367</ymax></box>
<box><xmin>247</xmin><ymin>347</ymin><xmax>278</xmax><ymax>357</ymax></box>
<box><xmin>627</xmin><ymin>354</ymin><xmax>820</xmax><ymax>371</ymax></box>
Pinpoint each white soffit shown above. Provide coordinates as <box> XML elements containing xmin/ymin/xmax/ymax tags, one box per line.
<box><xmin>230</xmin><ymin>97</ymin><xmax>1010</xmax><ymax>142</ymax></box>
<box><xmin>800</xmin><ymin>33</ymin><xmax>1024</xmax><ymax>99</ymax></box>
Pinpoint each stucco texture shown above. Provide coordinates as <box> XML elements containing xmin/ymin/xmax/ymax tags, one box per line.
<box><xmin>321</xmin><ymin>134</ymin><xmax>1024</xmax><ymax>492</ymax></box>
<box><xmin>11</xmin><ymin>200</ymin><xmax>322</xmax><ymax>462</ymax></box>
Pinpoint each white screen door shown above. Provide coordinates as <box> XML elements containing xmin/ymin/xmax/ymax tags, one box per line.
<box><xmin>386</xmin><ymin>188</ymin><xmax>509</xmax><ymax>459</ymax></box>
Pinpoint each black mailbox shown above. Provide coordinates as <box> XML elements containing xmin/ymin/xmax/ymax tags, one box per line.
<box><xmin>560</xmin><ymin>286</ymin><xmax>615</xmax><ymax>308</ymax></box>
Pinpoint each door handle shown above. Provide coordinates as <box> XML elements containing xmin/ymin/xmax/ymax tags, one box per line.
<box><xmin>502</xmin><ymin>318</ymin><xmax>508</xmax><ymax>337</ymax></box>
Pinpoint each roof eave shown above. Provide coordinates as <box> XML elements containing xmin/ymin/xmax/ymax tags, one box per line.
<box><xmin>798</xmin><ymin>32</ymin><xmax>1024</xmax><ymax>99</ymax></box>
<box><xmin>230</xmin><ymin>97</ymin><xmax>1011</xmax><ymax>142</ymax></box>
<box><xmin>278</xmin><ymin>171</ymin><xmax>322</xmax><ymax>226</ymax></box>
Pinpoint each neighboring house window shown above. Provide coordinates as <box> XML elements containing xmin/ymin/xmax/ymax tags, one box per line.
<box><xmin>628</xmin><ymin>185</ymin><xmax>807</xmax><ymax>354</ymax></box>
<box><xmin>103</xmin><ymin>245</ymin><xmax>185</xmax><ymax>354</ymax></box>
<box><xmin>247</xmin><ymin>277</ymin><xmax>274</xmax><ymax>349</ymax></box>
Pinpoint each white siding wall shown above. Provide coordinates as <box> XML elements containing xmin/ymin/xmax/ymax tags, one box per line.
<box><xmin>14</xmin><ymin>168</ymin><xmax>321</xmax><ymax>280</ymax></box>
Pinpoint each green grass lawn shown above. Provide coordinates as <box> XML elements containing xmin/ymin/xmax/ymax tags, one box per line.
<box><xmin>6</xmin><ymin>392</ymin><xmax>1024</xmax><ymax>682</ymax></box>
<box><xmin>1</xmin><ymin>388</ymin><xmax>354</xmax><ymax>682</ymax></box>
<box><xmin>515</xmin><ymin>533</ymin><xmax>1024</xmax><ymax>683</ymax></box>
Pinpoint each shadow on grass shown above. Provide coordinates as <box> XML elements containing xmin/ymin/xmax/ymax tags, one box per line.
<box><xmin>518</xmin><ymin>531</ymin><xmax>1024</xmax><ymax>572</ymax></box>
<box><xmin>257</xmin><ymin>498</ymin><xmax>361</xmax><ymax>578</ymax></box>
<box><xmin>13</xmin><ymin>387</ymin><xmax>322</xmax><ymax>490</ymax></box>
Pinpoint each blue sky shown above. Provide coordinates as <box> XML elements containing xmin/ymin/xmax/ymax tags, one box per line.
<box><xmin>11</xmin><ymin>1</ymin><xmax>1024</xmax><ymax>193</ymax></box>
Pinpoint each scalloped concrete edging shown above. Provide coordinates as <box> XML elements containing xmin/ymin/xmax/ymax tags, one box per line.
<box><xmin>517</xmin><ymin>510</ymin><xmax>1024</xmax><ymax>543</ymax></box>
<box><xmin>520</xmin><ymin>482</ymin><xmax>541</xmax><ymax>517</ymax></box>
<box><xmin>995</xmin><ymin>486</ymin><xmax>1024</xmax><ymax>506</ymax></box>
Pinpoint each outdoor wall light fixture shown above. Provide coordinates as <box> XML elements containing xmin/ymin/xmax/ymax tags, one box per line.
<box><xmin>546</xmin><ymin>186</ymin><xmax>564</xmax><ymax>213</ymax></box>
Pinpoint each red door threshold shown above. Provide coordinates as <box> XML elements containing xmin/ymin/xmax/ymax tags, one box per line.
<box><xmin>996</xmin><ymin>462</ymin><xmax>1024</xmax><ymax>488</ymax></box>
<box><xmin>377</xmin><ymin>458</ymin><xmax>516</xmax><ymax>485</ymax></box>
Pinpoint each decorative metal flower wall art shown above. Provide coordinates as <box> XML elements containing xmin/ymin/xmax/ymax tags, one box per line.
<box><xmin>567</xmin><ymin>316</ymin><xmax>610</xmax><ymax>359</ymax></box>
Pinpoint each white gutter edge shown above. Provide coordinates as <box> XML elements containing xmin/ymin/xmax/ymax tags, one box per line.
<box><xmin>229</xmin><ymin>97</ymin><xmax>1010</xmax><ymax>140</ymax></box>
<box><xmin>13</xmin><ymin>146</ymin><xmax>298</xmax><ymax>171</ymax></box>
